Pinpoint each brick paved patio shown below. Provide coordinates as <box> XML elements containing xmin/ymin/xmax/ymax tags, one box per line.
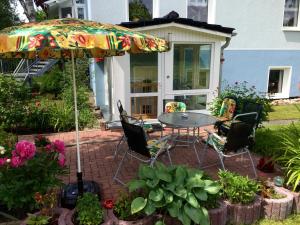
<box><xmin>19</xmin><ymin>127</ymin><xmax>281</xmax><ymax>201</ymax></box>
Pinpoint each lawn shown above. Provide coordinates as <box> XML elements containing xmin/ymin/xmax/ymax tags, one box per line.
<box><xmin>257</xmin><ymin>214</ymin><xmax>300</xmax><ymax>225</ymax></box>
<box><xmin>268</xmin><ymin>104</ymin><xmax>300</xmax><ymax>121</ymax></box>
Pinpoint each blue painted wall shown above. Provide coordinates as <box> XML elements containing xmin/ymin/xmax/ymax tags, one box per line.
<box><xmin>222</xmin><ymin>50</ymin><xmax>300</xmax><ymax>98</ymax></box>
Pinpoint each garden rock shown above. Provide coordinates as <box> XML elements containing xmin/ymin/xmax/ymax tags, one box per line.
<box><xmin>261</xmin><ymin>186</ymin><xmax>293</xmax><ymax>220</ymax></box>
<box><xmin>225</xmin><ymin>196</ymin><xmax>261</xmax><ymax>225</ymax></box>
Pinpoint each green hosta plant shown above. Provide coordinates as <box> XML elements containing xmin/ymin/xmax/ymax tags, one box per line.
<box><xmin>25</xmin><ymin>214</ymin><xmax>51</xmax><ymax>225</ymax></box>
<box><xmin>218</xmin><ymin>170</ymin><xmax>260</xmax><ymax>204</ymax></box>
<box><xmin>128</xmin><ymin>163</ymin><xmax>221</xmax><ymax>225</ymax></box>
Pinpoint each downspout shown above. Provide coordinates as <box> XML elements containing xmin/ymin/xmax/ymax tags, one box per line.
<box><xmin>219</xmin><ymin>33</ymin><xmax>236</xmax><ymax>95</ymax></box>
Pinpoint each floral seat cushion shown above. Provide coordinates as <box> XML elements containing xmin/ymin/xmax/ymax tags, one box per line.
<box><xmin>165</xmin><ymin>102</ymin><xmax>186</xmax><ymax>113</ymax></box>
<box><xmin>207</xmin><ymin>133</ymin><xmax>226</xmax><ymax>151</ymax></box>
<box><xmin>147</xmin><ymin>139</ymin><xmax>170</xmax><ymax>157</ymax></box>
<box><xmin>219</xmin><ymin>98</ymin><xmax>236</xmax><ymax>120</ymax></box>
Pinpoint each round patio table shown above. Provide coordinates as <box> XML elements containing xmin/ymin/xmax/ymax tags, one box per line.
<box><xmin>158</xmin><ymin>112</ymin><xmax>217</xmax><ymax>165</ymax></box>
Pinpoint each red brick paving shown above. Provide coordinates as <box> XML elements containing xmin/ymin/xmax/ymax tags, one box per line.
<box><xmin>18</xmin><ymin>127</ymin><xmax>281</xmax><ymax>201</ymax></box>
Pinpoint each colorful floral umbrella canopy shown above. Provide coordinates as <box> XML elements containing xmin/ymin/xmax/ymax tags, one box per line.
<box><xmin>0</xmin><ymin>18</ymin><xmax>169</xmax><ymax>195</ymax></box>
<box><xmin>0</xmin><ymin>18</ymin><xmax>169</xmax><ymax>59</ymax></box>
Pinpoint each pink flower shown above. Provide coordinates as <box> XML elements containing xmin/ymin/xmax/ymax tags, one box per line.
<box><xmin>15</xmin><ymin>141</ymin><xmax>36</xmax><ymax>160</ymax></box>
<box><xmin>53</xmin><ymin>140</ymin><xmax>65</xmax><ymax>154</ymax></box>
<box><xmin>58</xmin><ymin>153</ymin><xmax>66</xmax><ymax>167</ymax></box>
<box><xmin>11</xmin><ymin>156</ymin><xmax>24</xmax><ymax>168</ymax></box>
<box><xmin>0</xmin><ymin>158</ymin><xmax>7</xmax><ymax>166</ymax></box>
<box><xmin>46</xmin><ymin>144</ymin><xmax>52</xmax><ymax>151</ymax></box>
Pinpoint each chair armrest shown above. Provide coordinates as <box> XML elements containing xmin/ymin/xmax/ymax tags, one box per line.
<box><xmin>233</xmin><ymin>112</ymin><xmax>258</xmax><ymax>122</ymax></box>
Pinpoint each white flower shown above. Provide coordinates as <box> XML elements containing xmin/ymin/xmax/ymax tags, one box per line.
<box><xmin>0</xmin><ymin>150</ymin><xmax>5</xmax><ymax>155</ymax></box>
<box><xmin>6</xmin><ymin>159</ymin><xmax>11</xmax><ymax>163</ymax></box>
<box><xmin>0</xmin><ymin>146</ymin><xmax>4</xmax><ymax>151</ymax></box>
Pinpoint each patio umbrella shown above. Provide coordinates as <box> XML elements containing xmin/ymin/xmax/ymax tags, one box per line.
<box><xmin>0</xmin><ymin>18</ymin><xmax>169</xmax><ymax>195</ymax></box>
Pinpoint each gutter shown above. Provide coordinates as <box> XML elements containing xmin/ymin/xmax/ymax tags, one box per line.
<box><xmin>218</xmin><ymin>32</ymin><xmax>236</xmax><ymax>95</ymax></box>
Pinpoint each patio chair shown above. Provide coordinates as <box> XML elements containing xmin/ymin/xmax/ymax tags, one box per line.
<box><xmin>114</xmin><ymin>100</ymin><xmax>153</xmax><ymax>158</ymax></box>
<box><xmin>200</xmin><ymin>120</ymin><xmax>257</xmax><ymax>178</ymax></box>
<box><xmin>113</xmin><ymin>119</ymin><xmax>173</xmax><ymax>185</ymax></box>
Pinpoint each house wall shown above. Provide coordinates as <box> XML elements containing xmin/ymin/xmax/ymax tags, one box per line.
<box><xmin>110</xmin><ymin>25</ymin><xmax>226</xmax><ymax>120</ymax></box>
<box><xmin>222</xmin><ymin>50</ymin><xmax>300</xmax><ymax>98</ymax></box>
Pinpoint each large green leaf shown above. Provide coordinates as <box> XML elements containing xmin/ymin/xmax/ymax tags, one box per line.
<box><xmin>155</xmin><ymin>169</ymin><xmax>172</xmax><ymax>183</ymax></box>
<box><xmin>186</xmin><ymin>175</ymin><xmax>205</xmax><ymax>189</ymax></box>
<box><xmin>164</xmin><ymin>182</ymin><xmax>175</xmax><ymax>192</ymax></box>
<box><xmin>128</xmin><ymin>180</ymin><xmax>146</xmax><ymax>192</ymax></box>
<box><xmin>178</xmin><ymin>209</ymin><xmax>191</xmax><ymax>225</ymax></box>
<box><xmin>155</xmin><ymin>221</ymin><xmax>165</xmax><ymax>225</ymax></box>
<box><xmin>204</xmin><ymin>181</ymin><xmax>221</xmax><ymax>194</ymax></box>
<box><xmin>173</xmin><ymin>186</ymin><xmax>187</xmax><ymax>199</ymax></box>
<box><xmin>200</xmin><ymin>207</ymin><xmax>210</xmax><ymax>225</ymax></box>
<box><xmin>174</xmin><ymin>166</ymin><xmax>187</xmax><ymax>185</ymax></box>
<box><xmin>186</xmin><ymin>193</ymin><xmax>199</xmax><ymax>208</ymax></box>
<box><xmin>149</xmin><ymin>188</ymin><xmax>164</xmax><ymax>202</ymax></box>
<box><xmin>164</xmin><ymin>191</ymin><xmax>174</xmax><ymax>203</ymax></box>
<box><xmin>138</xmin><ymin>165</ymin><xmax>155</xmax><ymax>179</ymax></box>
<box><xmin>168</xmin><ymin>201</ymin><xmax>180</xmax><ymax>217</ymax></box>
<box><xmin>144</xmin><ymin>200</ymin><xmax>156</xmax><ymax>215</ymax></box>
<box><xmin>193</xmin><ymin>188</ymin><xmax>208</xmax><ymax>201</ymax></box>
<box><xmin>146</xmin><ymin>178</ymin><xmax>159</xmax><ymax>188</ymax></box>
<box><xmin>184</xmin><ymin>203</ymin><xmax>202</xmax><ymax>224</ymax></box>
<box><xmin>131</xmin><ymin>197</ymin><xmax>147</xmax><ymax>214</ymax></box>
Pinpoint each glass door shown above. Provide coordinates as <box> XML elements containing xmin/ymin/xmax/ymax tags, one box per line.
<box><xmin>170</xmin><ymin>44</ymin><xmax>212</xmax><ymax>110</ymax></box>
<box><xmin>130</xmin><ymin>53</ymin><xmax>159</xmax><ymax>119</ymax></box>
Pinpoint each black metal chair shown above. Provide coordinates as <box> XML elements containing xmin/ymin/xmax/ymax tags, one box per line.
<box><xmin>200</xmin><ymin>120</ymin><xmax>257</xmax><ymax>178</ymax></box>
<box><xmin>113</xmin><ymin>119</ymin><xmax>172</xmax><ymax>185</ymax></box>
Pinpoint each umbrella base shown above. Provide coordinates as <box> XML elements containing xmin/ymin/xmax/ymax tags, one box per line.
<box><xmin>61</xmin><ymin>180</ymin><xmax>101</xmax><ymax>209</ymax></box>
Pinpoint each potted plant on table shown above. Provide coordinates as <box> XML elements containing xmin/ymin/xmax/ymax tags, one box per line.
<box><xmin>128</xmin><ymin>163</ymin><xmax>223</xmax><ymax>225</ymax></box>
<box><xmin>0</xmin><ymin>139</ymin><xmax>68</xmax><ymax>222</ymax></box>
<box><xmin>218</xmin><ymin>170</ymin><xmax>261</xmax><ymax>225</ymax></box>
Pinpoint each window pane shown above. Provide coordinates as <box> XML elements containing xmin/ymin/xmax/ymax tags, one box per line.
<box><xmin>130</xmin><ymin>53</ymin><xmax>158</xmax><ymax>93</ymax></box>
<box><xmin>61</xmin><ymin>7</ymin><xmax>72</xmax><ymax>18</ymax></box>
<box><xmin>129</xmin><ymin>0</ymin><xmax>152</xmax><ymax>21</ymax></box>
<box><xmin>283</xmin><ymin>0</ymin><xmax>299</xmax><ymax>26</ymax></box>
<box><xmin>268</xmin><ymin>70</ymin><xmax>284</xmax><ymax>94</ymax></box>
<box><xmin>131</xmin><ymin>96</ymin><xmax>157</xmax><ymax>119</ymax></box>
<box><xmin>188</xmin><ymin>0</ymin><xmax>208</xmax><ymax>22</ymax></box>
<box><xmin>173</xmin><ymin>44</ymin><xmax>211</xmax><ymax>90</ymax></box>
<box><xmin>76</xmin><ymin>0</ymin><xmax>85</xmax><ymax>4</ymax></box>
<box><xmin>77</xmin><ymin>7</ymin><xmax>85</xmax><ymax>19</ymax></box>
<box><xmin>174</xmin><ymin>95</ymin><xmax>207</xmax><ymax>110</ymax></box>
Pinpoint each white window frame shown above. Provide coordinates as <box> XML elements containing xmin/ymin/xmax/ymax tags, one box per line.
<box><xmin>266</xmin><ymin>66</ymin><xmax>292</xmax><ymax>99</ymax></box>
<box><xmin>187</xmin><ymin>0</ymin><xmax>209</xmax><ymax>22</ymax></box>
<box><xmin>75</xmin><ymin>0</ymin><xmax>87</xmax><ymax>20</ymax></box>
<box><xmin>282</xmin><ymin>0</ymin><xmax>300</xmax><ymax>31</ymax></box>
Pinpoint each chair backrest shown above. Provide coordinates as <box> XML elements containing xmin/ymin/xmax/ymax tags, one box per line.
<box><xmin>242</xmin><ymin>101</ymin><xmax>263</xmax><ymax>127</ymax></box>
<box><xmin>219</xmin><ymin>97</ymin><xmax>237</xmax><ymax>120</ymax></box>
<box><xmin>121</xmin><ymin>120</ymin><xmax>150</xmax><ymax>158</ymax></box>
<box><xmin>117</xmin><ymin>100</ymin><xmax>124</xmax><ymax>114</ymax></box>
<box><xmin>224</xmin><ymin>121</ymin><xmax>253</xmax><ymax>152</ymax></box>
<box><xmin>164</xmin><ymin>101</ymin><xmax>186</xmax><ymax>113</ymax></box>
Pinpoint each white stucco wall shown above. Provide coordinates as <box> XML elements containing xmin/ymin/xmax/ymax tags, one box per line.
<box><xmin>89</xmin><ymin>0</ymin><xmax>127</xmax><ymax>24</ymax></box>
<box><xmin>215</xmin><ymin>0</ymin><xmax>300</xmax><ymax>50</ymax></box>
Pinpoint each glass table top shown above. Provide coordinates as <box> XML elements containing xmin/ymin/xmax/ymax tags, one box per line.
<box><xmin>158</xmin><ymin>112</ymin><xmax>217</xmax><ymax>128</ymax></box>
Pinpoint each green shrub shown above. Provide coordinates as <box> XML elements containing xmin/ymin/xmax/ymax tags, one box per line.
<box><xmin>0</xmin><ymin>75</ymin><xmax>30</xmax><ymax>130</ymax></box>
<box><xmin>276</xmin><ymin>123</ymin><xmax>300</xmax><ymax>191</ymax></box>
<box><xmin>218</xmin><ymin>170</ymin><xmax>260</xmax><ymax>204</ymax></box>
<box><xmin>0</xmin><ymin>126</ymin><xmax>17</xmax><ymax>150</ymax></box>
<box><xmin>209</xmin><ymin>81</ymin><xmax>271</xmax><ymax>123</ymax></box>
<box><xmin>128</xmin><ymin>163</ymin><xmax>221</xmax><ymax>225</ymax></box>
<box><xmin>76</xmin><ymin>193</ymin><xmax>103</xmax><ymax>225</ymax></box>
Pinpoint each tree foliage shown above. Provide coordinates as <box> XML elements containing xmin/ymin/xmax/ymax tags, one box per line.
<box><xmin>0</xmin><ymin>0</ymin><xmax>18</xmax><ymax>30</ymax></box>
<box><xmin>129</xmin><ymin>0</ymin><xmax>151</xmax><ymax>21</ymax></box>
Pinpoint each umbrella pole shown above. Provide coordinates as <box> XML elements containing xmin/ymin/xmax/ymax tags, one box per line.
<box><xmin>71</xmin><ymin>50</ymin><xmax>84</xmax><ymax>196</ymax></box>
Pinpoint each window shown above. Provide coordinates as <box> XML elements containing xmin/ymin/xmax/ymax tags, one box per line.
<box><xmin>131</xmin><ymin>96</ymin><xmax>157</xmax><ymax>119</ymax></box>
<box><xmin>61</xmin><ymin>7</ymin><xmax>72</xmax><ymax>18</ymax></box>
<box><xmin>173</xmin><ymin>44</ymin><xmax>211</xmax><ymax>90</ymax></box>
<box><xmin>130</xmin><ymin>53</ymin><xmax>158</xmax><ymax>93</ymax></box>
<box><xmin>77</xmin><ymin>7</ymin><xmax>85</xmax><ymax>19</ymax></box>
<box><xmin>187</xmin><ymin>0</ymin><xmax>208</xmax><ymax>22</ymax></box>
<box><xmin>129</xmin><ymin>0</ymin><xmax>152</xmax><ymax>21</ymax></box>
<box><xmin>283</xmin><ymin>0</ymin><xmax>300</xmax><ymax>27</ymax></box>
<box><xmin>76</xmin><ymin>0</ymin><xmax>85</xmax><ymax>3</ymax></box>
<box><xmin>174</xmin><ymin>95</ymin><xmax>207</xmax><ymax>110</ymax></box>
<box><xmin>267</xmin><ymin>67</ymin><xmax>291</xmax><ymax>98</ymax></box>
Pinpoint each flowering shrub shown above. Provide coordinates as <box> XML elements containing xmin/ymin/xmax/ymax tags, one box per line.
<box><xmin>34</xmin><ymin>134</ymin><xmax>51</xmax><ymax>147</ymax></box>
<box><xmin>0</xmin><ymin>139</ymin><xmax>68</xmax><ymax>211</ymax></box>
<box><xmin>209</xmin><ymin>81</ymin><xmax>271</xmax><ymax>123</ymax></box>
